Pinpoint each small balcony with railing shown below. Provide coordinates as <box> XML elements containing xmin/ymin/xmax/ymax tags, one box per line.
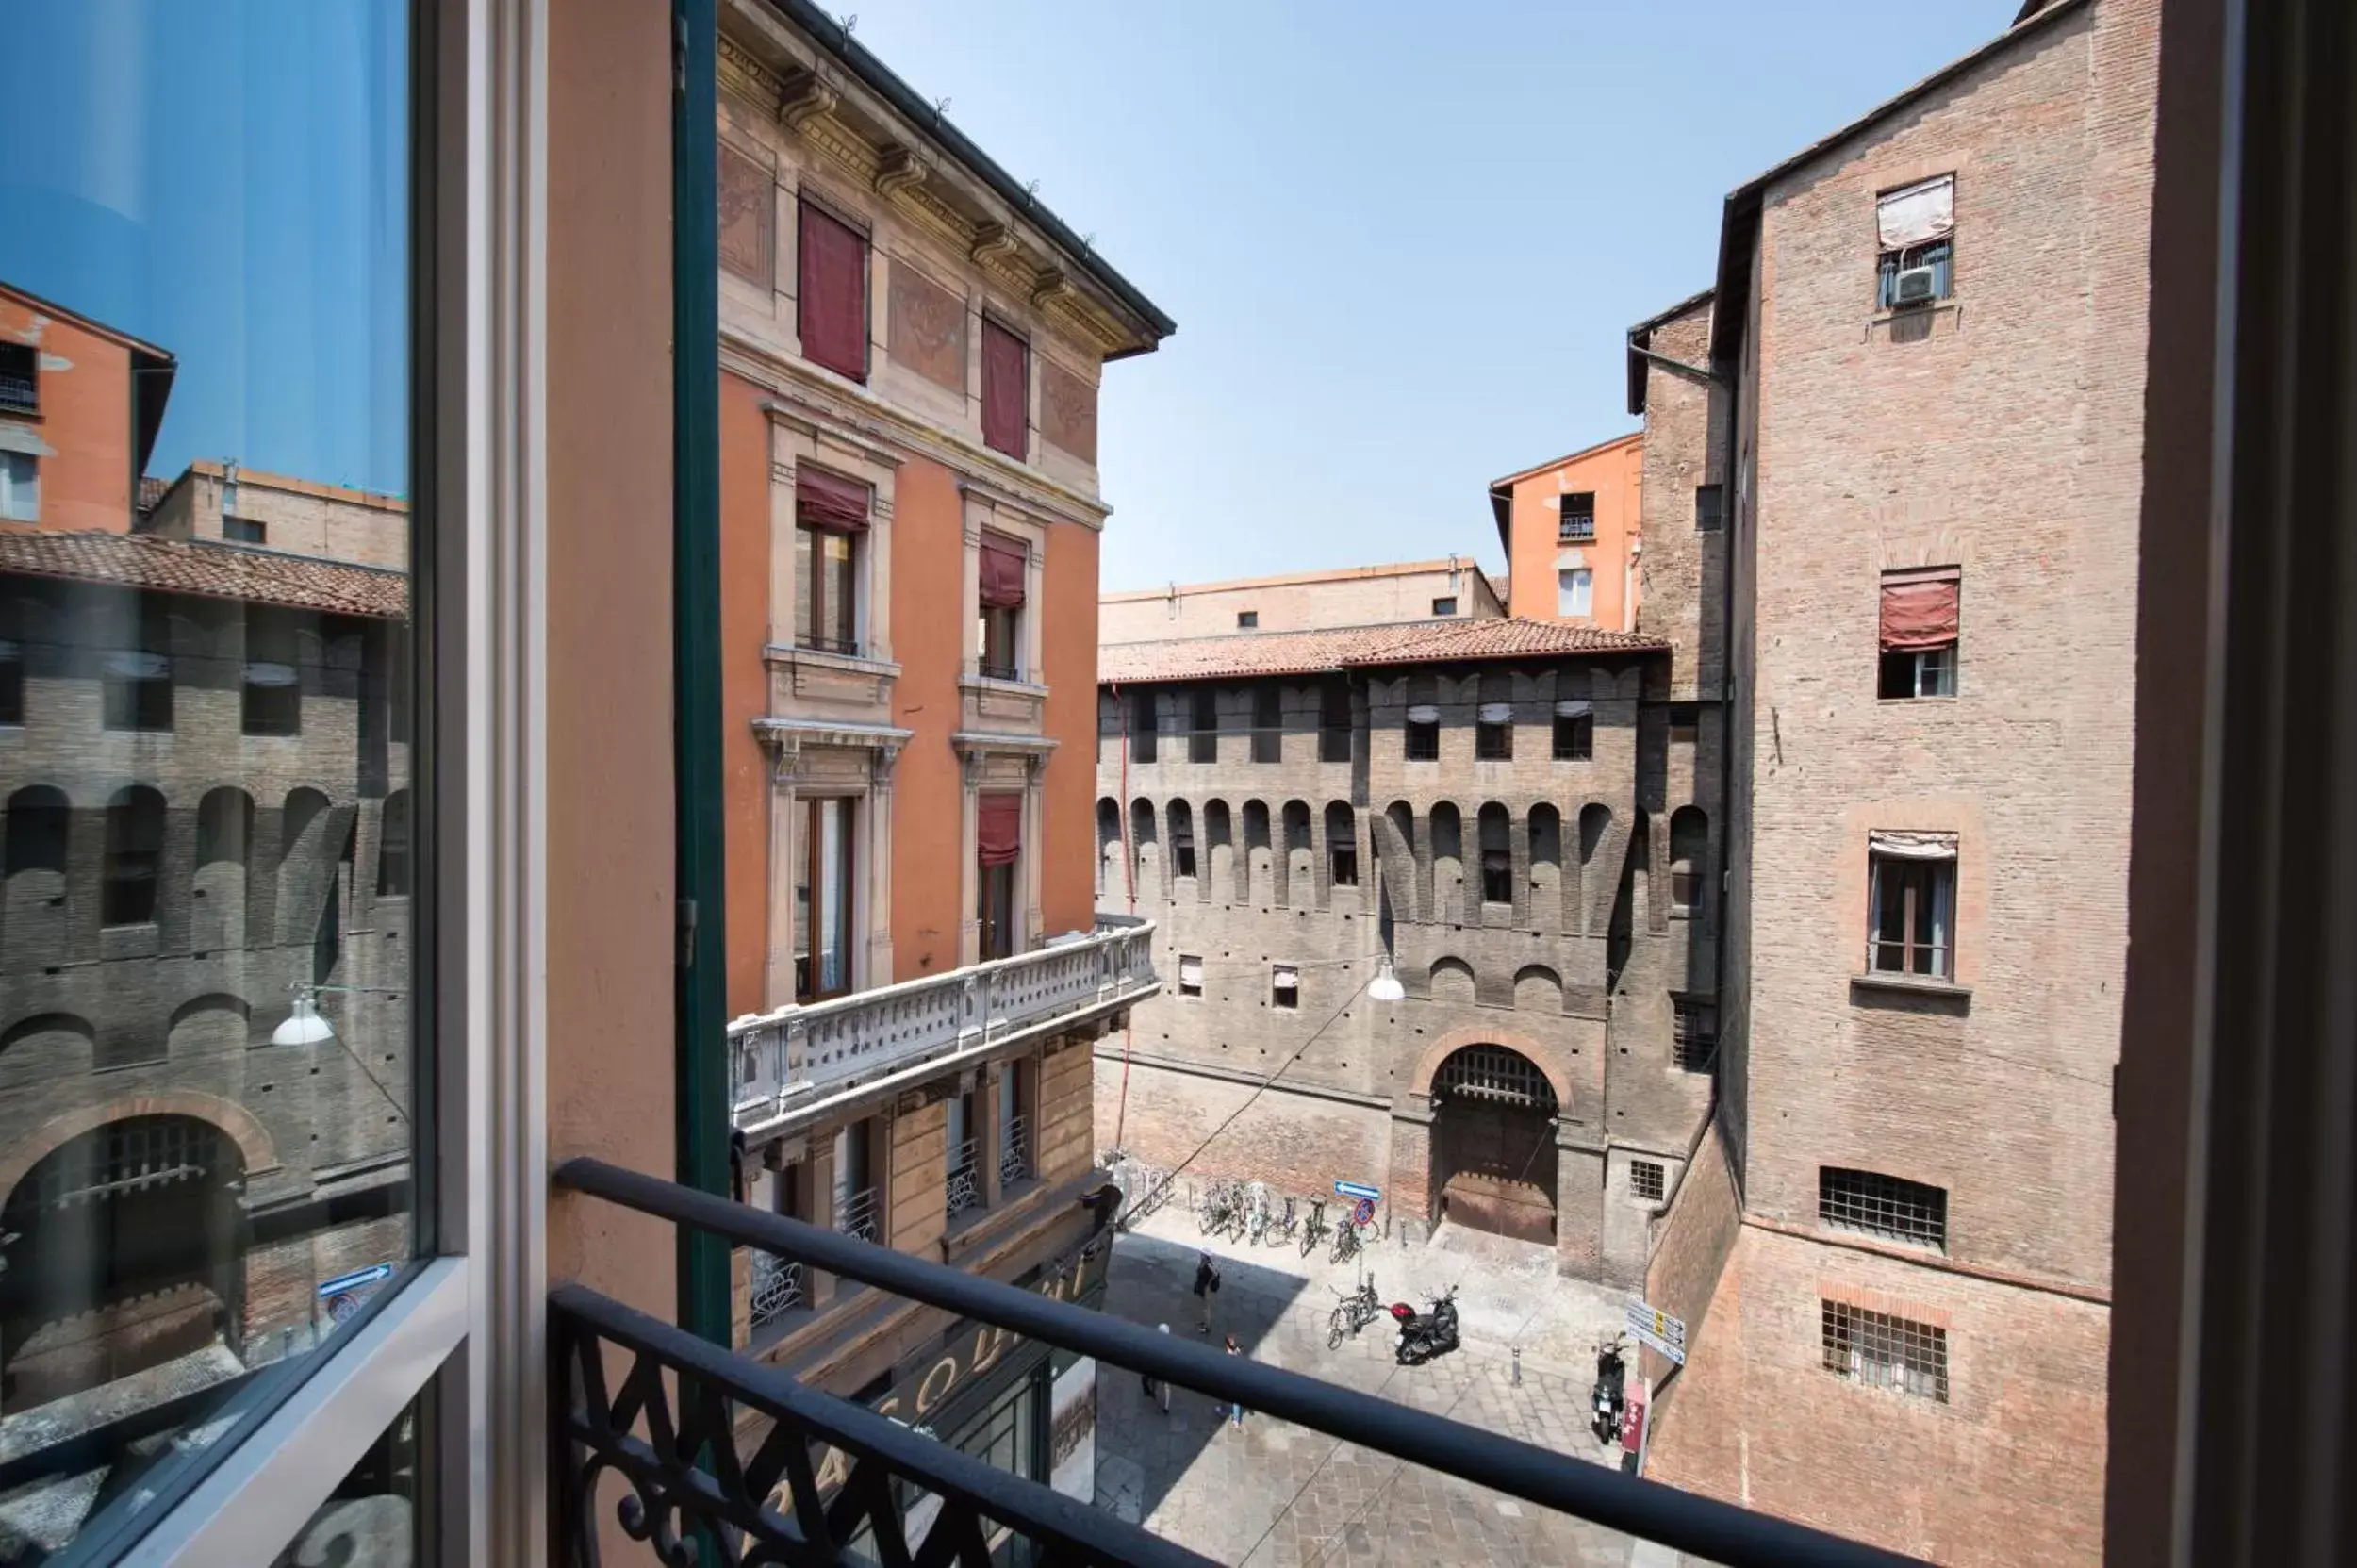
<box><xmin>728</xmin><ymin>920</ymin><xmax>1158</xmax><ymax>1141</ymax></box>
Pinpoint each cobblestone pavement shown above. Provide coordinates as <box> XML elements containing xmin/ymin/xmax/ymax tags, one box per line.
<box><xmin>1092</xmin><ymin>1203</ymin><xmax>1706</xmax><ymax>1567</ymax></box>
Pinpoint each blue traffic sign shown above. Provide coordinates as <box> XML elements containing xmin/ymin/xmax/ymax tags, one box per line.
<box><xmin>1334</xmin><ymin>1180</ymin><xmax>1381</xmax><ymax>1201</ymax></box>
<box><xmin>319</xmin><ymin>1262</ymin><xmax>396</xmax><ymax>1299</ymax></box>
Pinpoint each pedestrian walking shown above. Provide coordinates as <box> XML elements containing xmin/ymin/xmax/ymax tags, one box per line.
<box><xmin>1194</xmin><ymin>1252</ymin><xmax>1221</xmax><ymax>1333</ymax></box>
<box><xmin>1225</xmin><ymin>1333</ymin><xmax>1246</xmax><ymax>1429</ymax></box>
<box><xmin>1140</xmin><ymin>1323</ymin><xmax>1173</xmax><ymax>1413</ymax></box>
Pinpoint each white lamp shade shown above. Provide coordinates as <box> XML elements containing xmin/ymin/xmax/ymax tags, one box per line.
<box><xmin>273</xmin><ymin>995</ymin><xmax>337</xmax><ymax>1046</ymax></box>
<box><xmin>1367</xmin><ymin>962</ymin><xmax>1406</xmax><ymax>1003</ymax></box>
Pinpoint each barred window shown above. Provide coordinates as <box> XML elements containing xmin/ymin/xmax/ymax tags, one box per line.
<box><xmin>1630</xmin><ymin>1160</ymin><xmax>1664</xmax><ymax>1203</ymax></box>
<box><xmin>1818</xmin><ymin>1167</ymin><xmax>1948</xmax><ymax>1250</ymax></box>
<box><xmin>1821</xmin><ymin>1300</ymin><xmax>1948</xmax><ymax>1402</ymax></box>
<box><xmin>1672</xmin><ymin>999</ymin><xmax>1718</xmax><ymax>1073</ymax></box>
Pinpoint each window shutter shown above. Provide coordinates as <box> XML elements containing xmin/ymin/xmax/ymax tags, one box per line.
<box><xmin>1553</xmin><ymin>699</ymin><xmax>1592</xmax><ymax>718</ymax></box>
<box><xmin>1876</xmin><ymin>175</ymin><xmax>1955</xmax><ymax>250</ymax></box>
<box><xmin>1477</xmin><ymin>702</ymin><xmax>1513</xmax><ymax>724</ymax></box>
<box><xmin>1867</xmin><ymin>829</ymin><xmax>1957</xmax><ymax>861</ymax></box>
<box><xmin>798</xmin><ymin>200</ymin><xmax>869</xmax><ymax>381</ymax></box>
<box><xmin>977</xmin><ymin>791</ymin><xmax>1023</xmax><ymax>867</ymax></box>
<box><xmin>981</xmin><ymin>320</ymin><xmax>1029</xmax><ymax>459</ymax></box>
<box><xmin>1879</xmin><ymin>569</ymin><xmax>1961</xmax><ymax>651</ymax></box>
<box><xmin>979</xmin><ymin>532</ymin><xmax>1028</xmax><ymax>610</ymax></box>
<box><xmin>795</xmin><ymin>466</ymin><xmax>870</xmax><ymax>532</ymax></box>
<box><xmin>1178</xmin><ymin>957</ymin><xmax>1203</xmax><ymax>986</ymax></box>
<box><xmin>1406</xmin><ymin>704</ymin><xmax>1440</xmax><ymax>724</ymax></box>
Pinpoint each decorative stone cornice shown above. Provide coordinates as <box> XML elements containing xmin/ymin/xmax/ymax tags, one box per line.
<box><xmin>872</xmin><ymin>144</ymin><xmax>929</xmax><ymax>200</ymax></box>
<box><xmin>777</xmin><ymin>68</ymin><xmax>840</xmax><ymax>132</ymax></box>
<box><xmin>718</xmin><ymin>33</ymin><xmax>784</xmax><ymax>112</ymax></box>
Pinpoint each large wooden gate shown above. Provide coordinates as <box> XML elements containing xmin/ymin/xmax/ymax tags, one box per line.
<box><xmin>1429</xmin><ymin>1045</ymin><xmax>1558</xmax><ymax>1244</ymax></box>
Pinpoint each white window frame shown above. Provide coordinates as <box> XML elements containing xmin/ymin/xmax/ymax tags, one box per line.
<box><xmin>1558</xmin><ymin>567</ymin><xmax>1592</xmax><ymax>618</ymax></box>
<box><xmin>113</xmin><ymin>2</ymin><xmax>546</xmax><ymax>1560</ymax></box>
<box><xmin>0</xmin><ymin>450</ymin><xmax>38</xmax><ymax>522</ymax></box>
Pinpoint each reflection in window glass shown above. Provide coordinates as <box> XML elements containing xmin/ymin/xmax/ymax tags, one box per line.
<box><xmin>0</xmin><ymin>2</ymin><xmax>417</xmax><ymax>1554</ymax></box>
<box><xmin>267</xmin><ymin>1390</ymin><xmax>424</xmax><ymax>1568</ymax></box>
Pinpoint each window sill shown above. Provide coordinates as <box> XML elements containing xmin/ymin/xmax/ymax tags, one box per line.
<box><xmin>959</xmin><ymin>670</ymin><xmax>1049</xmax><ymax>701</ymax></box>
<box><xmin>763</xmin><ymin>642</ymin><xmax>901</xmax><ymax>680</ymax></box>
<box><xmin>1875</xmin><ymin>694</ymin><xmax>1958</xmax><ymax>705</ymax></box>
<box><xmin>1871</xmin><ymin>299</ymin><xmax>1962</xmax><ymax>327</ymax></box>
<box><xmin>1851</xmin><ymin>970</ymin><xmax>1970</xmax><ymax>1001</ymax></box>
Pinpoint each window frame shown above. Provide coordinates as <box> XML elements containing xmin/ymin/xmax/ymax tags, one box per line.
<box><xmin>1235</xmin><ymin>609</ymin><xmax>1257</xmax><ymax>629</ymax></box>
<box><xmin>74</xmin><ymin>4</ymin><xmax>519</xmax><ymax>1561</ymax></box>
<box><xmin>1431</xmin><ymin>595</ymin><xmax>1458</xmax><ymax>616</ymax></box>
<box><xmin>1404</xmin><ymin>718</ymin><xmax>1440</xmax><ymax>761</ymax></box>
<box><xmin>1</xmin><ymin>450</ymin><xmax>41</xmax><ymax>522</ymax></box>
<box><xmin>799</xmin><ymin>794</ymin><xmax>859</xmax><ymax>999</ymax></box>
<box><xmin>1867</xmin><ymin>850</ymin><xmax>1956</xmax><ymax>980</ymax></box>
<box><xmin>1558</xmin><ymin>567</ymin><xmax>1592</xmax><ymax>618</ymax></box>
<box><xmin>1553</xmin><ymin>713</ymin><xmax>1592</xmax><ymax>761</ymax></box>
<box><xmin>795</xmin><ymin>519</ymin><xmax>862</xmax><ymax>654</ymax></box>
<box><xmin>1557</xmin><ymin>491</ymin><xmax>1596</xmax><ymax>544</ymax></box>
<box><xmin>1693</xmin><ymin>483</ymin><xmax>1723</xmax><ymax>533</ymax></box>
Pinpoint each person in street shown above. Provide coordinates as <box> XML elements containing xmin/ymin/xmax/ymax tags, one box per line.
<box><xmin>1194</xmin><ymin>1253</ymin><xmax>1220</xmax><ymax>1333</ymax></box>
<box><xmin>1225</xmin><ymin>1333</ymin><xmax>1246</xmax><ymax>1429</ymax></box>
<box><xmin>1142</xmin><ymin>1323</ymin><xmax>1173</xmax><ymax>1413</ymax></box>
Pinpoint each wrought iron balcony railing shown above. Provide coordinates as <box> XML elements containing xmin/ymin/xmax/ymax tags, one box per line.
<box><xmin>945</xmin><ymin>1138</ymin><xmax>981</xmax><ymax>1221</ymax></box>
<box><xmin>551</xmin><ymin>1157</ymin><xmax>1922</xmax><ymax>1568</ymax></box>
<box><xmin>730</xmin><ymin>922</ymin><xmax>1157</xmax><ymax>1134</ymax></box>
<box><xmin>997</xmin><ymin>1114</ymin><xmax>1030</xmax><ymax>1185</ymax></box>
<box><xmin>835</xmin><ymin>1185</ymin><xmax>880</xmax><ymax>1246</ymax></box>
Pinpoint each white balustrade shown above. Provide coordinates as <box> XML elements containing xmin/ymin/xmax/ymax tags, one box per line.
<box><xmin>731</xmin><ymin>923</ymin><xmax>1158</xmax><ymax>1131</ymax></box>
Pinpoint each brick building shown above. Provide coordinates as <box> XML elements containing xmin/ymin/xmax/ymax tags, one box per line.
<box><xmin>708</xmin><ymin>0</ymin><xmax>1170</xmax><ymax>1502</ymax></box>
<box><xmin>1637</xmin><ymin>2</ymin><xmax>2158</xmax><ymax>1561</ymax></box>
<box><xmin>1094</xmin><ymin>591</ymin><xmax>1724</xmax><ymax>1287</ymax></box>
<box><xmin>0</xmin><ymin>520</ymin><xmax>412</xmax><ymax>1419</ymax></box>
<box><xmin>1100</xmin><ymin>557</ymin><xmax>1502</xmax><ymax>644</ymax></box>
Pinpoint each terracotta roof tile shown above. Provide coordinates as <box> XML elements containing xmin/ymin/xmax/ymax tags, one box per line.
<box><xmin>1099</xmin><ymin>617</ymin><xmax>1663</xmax><ymax>684</ymax></box>
<box><xmin>0</xmin><ymin>530</ymin><xmax>407</xmax><ymax>619</ymax></box>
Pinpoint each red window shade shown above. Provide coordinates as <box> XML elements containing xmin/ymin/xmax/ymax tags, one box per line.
<box><xmin>980</xmin><ymin>532</ymin><xmax>1027</xmax><ymax>610</ymax></box>
<box><xmin>1879</xmin><ymin>570</ymin><xmax>1961</xmax><ymax>651</ymax></box>
<box><xmin>977</xmin><ymin>792</ymin><xmax>1022</xmax><ymax>867</ymax></box>
<box><xmin>795</xmin><ymin>466</ymin><xmax>869</xmax><ymax>532</ymax></box>
<box><xmin>798</xmin><ymin>200</ymin><xmax>868</xmax><ymax>382</ymax></box>
<box><xmin>981</xmin><ymin>320</ymin><xmax>1029</xmax><ymax>459</ymax></box>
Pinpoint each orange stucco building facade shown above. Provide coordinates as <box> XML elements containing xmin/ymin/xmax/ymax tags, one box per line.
<box><xmin>1</xmin><ymin>283</ymin><xmax>174</xmax><ymax>535</ymax></box>
<box><xmin>1492</xmin><ymin>430</ymin><xmax>1645</xmax><ymax>631</ymax></box>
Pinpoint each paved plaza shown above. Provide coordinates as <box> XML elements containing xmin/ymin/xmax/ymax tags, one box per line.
<box><xmin>1092</xmin><ymin>1200</ymin><xmax>1706</xmax><ymax>1566</ymax></box>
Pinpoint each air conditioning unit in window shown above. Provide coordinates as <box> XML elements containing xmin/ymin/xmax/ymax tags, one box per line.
<box><xmin>1892</xmin><ymin>265</ymin><xmax>1938</xmax><ymax>306</ymax></box>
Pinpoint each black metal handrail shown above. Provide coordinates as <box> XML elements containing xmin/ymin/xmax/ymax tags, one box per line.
<box><xmin>553</xmin><ymin>1156</ymin><xmax>1922</xmax><ymax>1567</ymax></box>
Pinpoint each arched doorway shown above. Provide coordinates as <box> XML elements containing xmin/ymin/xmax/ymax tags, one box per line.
<box><xmin>0</xmin><ymin>1116</ymin><xmax>246</xmax><ymax>1410</ymax></box>
<box><xmin>1429</xmin><ymin>1044</ymin><xmax>1559</xmax><ymax>1245</ymax></box>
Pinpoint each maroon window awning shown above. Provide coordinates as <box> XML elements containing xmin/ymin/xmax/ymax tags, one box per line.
<box><xmin>798</xmin><ymin>200</ymin><xmax>868</xmax><ymax>383</ymax></box>
<box><xmin>795</xmin><ymin>466</ymin><xmax>869</xmax><ymax>533</ymax></box>
<box><xmin>977</xmin><ymin>792</ymin><xmax>1022</xmax><ymax>867</ymax></box>
<box><xmin>980</xmin><ymin>532</ymin><xmax>1028</xmax><ymax>610</ymax></box>
<box><xmin>1879</xmin><ymin>570</ymin><xmax>1961</xmax><ymax>651</ymax></box>
<box><xmin>981</xmin><ymin>320</ymin><xmax>1029</xmax><ymax>460</ymax></box>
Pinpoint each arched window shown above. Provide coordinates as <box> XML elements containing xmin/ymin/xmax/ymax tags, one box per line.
<box><xmin>1204</xmin><ymin>799</ymin><xmax>1234</xmax><ymax>899</ymax></box>
<box><xmin>1129</xmin><ymin>798</ymin><xmax>1158</xmax><ymax>878</ymax></box>
<box><xmin>102</xmin><ymin>786</ymin><xmax>165</xmax><ymax>927</ymax></box>
<box><xmin>1166</xmin><ymin>799</ymin><xmax>1195</xmax><ymax>881</ymax></box>
<box><xmin>1670</xmin><ymin>806</ymin><xmax>1708</xmax><ymax>914</ymax></box>
<box><xmin>1430</xmin><ymin>802</ymin><xmax>1462</xmax><ymax>922</ymax></box>
<box><xmin>1325</xmin><ymin>801</ymin><xmax>1357</xmax><ymax>887</ymax></box>
<box><xmin>5</xmin><ymin>785</ymin><xmax>70</xmax><ymax>879</ymax></box>
<box><xmin>196</xmin><ymin>787</ymin><xmax>254</xmax><ymax>868</ymax></box>
<box><xmin>1477</xmin><ymin>802</ymin><xmax>1512</xmax><ymax>904</ymax></box>
<box><xmin>1281</xmin><ymin>800</ymin><xmax>1311</xmax><ymax>903</ymax></box>
<box><xmin>1241</xmin><ymin>800</ymin><xmax>1273</xmax><ymax>904</ymax></box>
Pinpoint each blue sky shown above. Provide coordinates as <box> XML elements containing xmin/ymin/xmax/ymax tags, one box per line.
<box><xmin>847</xmin><ymin>0</ymin><xmax>2015</xmax><ymax>589</ymax></box>
<box><xmin>0</xmin><ymin>3</ymin><xmax>2011</xmax><ymax>573</ymax></box>
<box><xmin>0</xmin><ymin>1</ymin><xmax>408</xmax><ymax>496</ymax></box>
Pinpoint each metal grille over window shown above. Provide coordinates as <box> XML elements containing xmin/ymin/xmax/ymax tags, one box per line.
<box><xmin>835</xmin><ymin>1185</ymin><xmax>881</xmax><ymax>1246</ymax></box>
<box><xmin>946</xmin><ymin>1138</ymin><xmax>981</xmax><ymax>1219</ymax></box>
<box><xmin>1558</xmin><ymin>492</ymin><xmax>1596</xmax><ymax>543</ymax></box>
<box><xmin>1630</xmin><ymin>1160</ymin><xmax>1665</xmax><ymax>1204</ymax></box>
<box><xmin>1821</xmin><ymin>1300</ymin><xmax>1950</xmax><ymax>1402</ymax></box>
<box><xmin>750</xmin><ymin>1252</ymin><xmax>807</xmax><ymax>1328</ymax></box>
<box><xmin>998</xmin><ymin>1114</ymin><xmax>1030</xmax><ymax>1185</ymax></box>
<box><xmin>1434</xmin><ymin>1044</ymin><xmax>1554</xmax><ymax>1109</ymax></box>
<box><xmin>1673</xmin><ymin>1002</ymin><xmax>1718</xmax><ymax>1072</ymax></box>
<box><xmin>1819</xmin><ymin>1167</ymin><xmax>1948</xmax><ymax>1250</ymax></box>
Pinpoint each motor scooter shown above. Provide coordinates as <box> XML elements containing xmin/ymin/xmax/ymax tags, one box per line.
<box><xmin>1591</xmin><ymin>1334</ymin><xmax>1631</xmax><ymax>1445</ymax></box>
<box><xmin>1388</xmin><ymin>1285</ymin><xmax>1461</xmax><ymax>1365</ymax></box>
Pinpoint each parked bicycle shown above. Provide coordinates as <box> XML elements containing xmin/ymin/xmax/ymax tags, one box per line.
<box><xmin>1244</xmin><ymin>1181</ymin><xmax>1271</xmax><ymax>1244</ymax></box>
<box><xmin>1198</xmin><ymin>1178</ymin><xmax>1242</xmax><ymax>1237</ymax></box>
<box><xmin>1264</xmin><ymin>1194</ymin><xmax>1299</xmax><ymax>1248</ymax></box>
<box><xmin>1330</xmin><ymin>1213</ymin><xmax>1366</xmax><ymax>1266</ymax></box>
<box><xmin>1300</xmin><ymin>1197</ymin><xmax>1328</xmax><ymax>1259</ymax></box>
<box><xmin>1327</xmin><ymin>1271</ymin><xmax>1384</xmax><ymax>1349</ymax></box>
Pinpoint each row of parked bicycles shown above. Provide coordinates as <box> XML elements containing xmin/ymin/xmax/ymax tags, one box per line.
<box><xmin>1196</xmin><ymin>1178</ymin><xmax>1378</xmax><ymax>1264</ymax></box>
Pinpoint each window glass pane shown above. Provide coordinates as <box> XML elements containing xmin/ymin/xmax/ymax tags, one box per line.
<box><xmin>0</xmin><ymin>3</ymin><xmax>419</xmax><ymax>1550</ymax></box>
<box><xmin>821</xmin><ymin>532</ymin><xmax>856</xmax><ymax>648</ymax></box>
<box><xmin>794</xmin><ymin>525</ymin><xmax>817</xmax><ymax>645</ymax></box>
<box><xmin>267</xmin><ymin>1388</ymin><xmax>425</xmax><ymax>1567</ymax></box>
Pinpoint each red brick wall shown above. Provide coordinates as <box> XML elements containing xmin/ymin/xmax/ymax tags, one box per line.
<box><xmin>1640</xmin><ymin>1117</ymin><xmax>1740</xmax><ymax>1389</ymax></box>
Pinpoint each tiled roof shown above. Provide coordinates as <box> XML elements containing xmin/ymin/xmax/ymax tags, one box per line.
<box><xmin>0</xmin><ymin>530</ymin><xmax>407</xmax><ymax>619</ymax></box>
<box><xmin>1099</xmin><ymin>617</ymin><xmax>1664</xmax><ymax>685</ymax></box>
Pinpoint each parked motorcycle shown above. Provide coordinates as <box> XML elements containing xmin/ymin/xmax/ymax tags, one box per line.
<box><xmin>1388</xmin><ymin>1285</ymin><xmax>1461</xmax><ymax>1365</ymax></box>
<box><xmin>1591</xmin><ymin>1334</ymin><xmax>1631</xmax><ymax>1446</ymax></box>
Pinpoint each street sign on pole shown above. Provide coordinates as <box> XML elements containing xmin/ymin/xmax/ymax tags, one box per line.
<box><xmin>1334</xmin><ymin>1180</ymin><xmax>1380</xmax><ymax>1201</ymax></box>
<box><xmin>1624</xmin><ymin>1299</ymin><xmax>1687</xmax><ymax>1366</ymax></box>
